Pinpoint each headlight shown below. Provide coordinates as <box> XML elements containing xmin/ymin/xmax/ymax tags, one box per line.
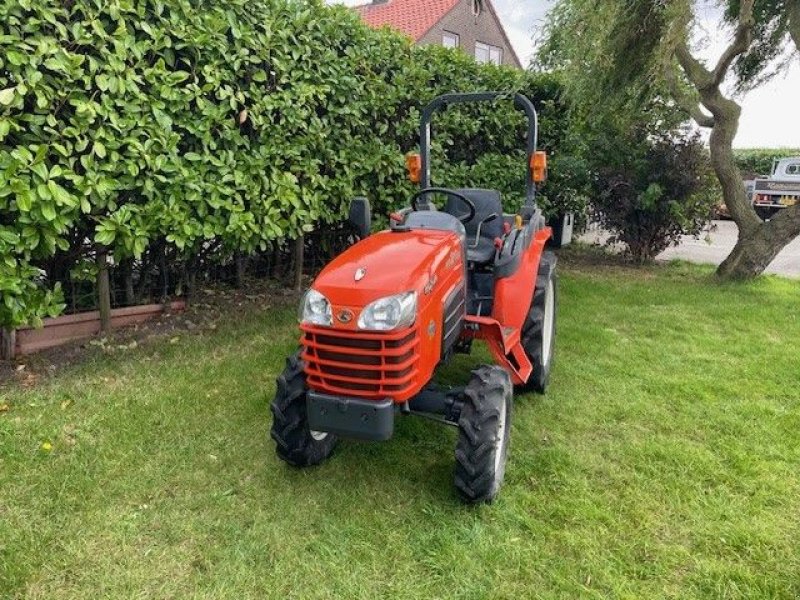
<box><xmin>358</xmin><ymin>292</ymin><xmax>417</xmax><ymax>331</ymax></box>
<box><xmin>300</xmin><ymin>289</ymin><xmax>332</xmax><ymax>326</ymax></box>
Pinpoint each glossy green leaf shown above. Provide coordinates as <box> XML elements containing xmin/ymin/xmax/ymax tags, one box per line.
<box><xmin>41</xmin><ymin>202</ymin><xmax>57</xmax><ymax>221</ymax></box>
<box><xmin>0</xmin><ymin>88</ymin><xmax>15</xmax><ymax>105</ymax></box>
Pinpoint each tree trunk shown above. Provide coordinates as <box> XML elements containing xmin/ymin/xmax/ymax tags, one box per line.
<box><xmin>269</xmin><ymin>243</ymin><xmax>281</xmax><ymax>278</ymax></box>
<box><xmin>708</xmin><ymin>106</ymin><xmax>800</xmax><ymax>278</ymax></box>
<box><xmin>718</xmin><ymin>207</ymin><xmax>800</xmax><ymax>279</ymax></box>
<box><xmin>674</xmin><ymin>33</ymin><xmax>800</xmax><ymax>279</ymax></box>
<box><xmin>293</xmin><ymin>236</ymin><xmax>304</xmax><ymax>292</ymax></box>
<box><xmin>698</xmin><ymin>86</ymin><xmax>794</xmax><ymax>279</ymax></box>
<box><xmin>136</xmin><ymin>246</ymin><xmax>153</xmax><ymax>303</ymax></box>
<box><xmin>707</xmin><ymin>107</ymin><xmax>759</xmax><ymax>232</ymax></box>
<box><xmin>122</xmin><ymin>258</ymin><xmax>136</xmax><ymax>306</ymax></box>
<box><xmin>235</xmin><ymin>252</ymin><xmax>247</xmax><ymax>289</ymax></box>
<box><xmin>789</xmin><ymin>1</ymin><xmax>800</xmax><ymax>50</ymax></box>
<box><xmin>0</xmin><ymin>328</ymin><xmax>15</xmax><ymax>361</ymax></box>
<box><xmin>96</xmin><ymin>249</ymin><xmax>112</xmax><ymax>334</ymax></box>
<box><xmin>181</xmin><ymin>254</ymin><xmax>198</xmax><ymax>307</ymax></box>
<box><xmin>160</xmin><ymin>243</ymin><xmax>169</xmax><ymax>303</ymax></box>
<box><xmin>186</xmin><ymin>269</ymin><xmax>197</xmax><ymax>305</ymax></box>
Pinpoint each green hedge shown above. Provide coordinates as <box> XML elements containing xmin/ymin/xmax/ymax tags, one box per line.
<box><xmin>0</xmin><ymin>0</ymin><xmax>570</xmax><ymax>329</ymax></box>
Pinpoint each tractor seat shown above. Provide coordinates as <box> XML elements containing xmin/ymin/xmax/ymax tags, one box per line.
<box><xmin>445</xmin><ymin>189</ymin><xmax>503</xmax><ymax>266</ymax></box>
<box><xmin>469</xmin><ymin>237</ymin><xmax>499</xmax><ymax>265</ymax></box>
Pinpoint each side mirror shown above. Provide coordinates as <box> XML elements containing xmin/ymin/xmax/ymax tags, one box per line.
<box><xmin>348</xmin><ymin>197</ymin><xmax>371</xmax><ymax>239</ymax></box>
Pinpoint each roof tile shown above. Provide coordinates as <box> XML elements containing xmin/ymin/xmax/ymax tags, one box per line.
<box><xmin>354</xmin><ymin>0</ymin><xmax>461</xmax><ymax>41</ymax></box>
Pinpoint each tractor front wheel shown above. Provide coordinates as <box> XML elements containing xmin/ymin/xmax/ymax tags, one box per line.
<box><xmin>454</xmin><ymin>365</ymin><xmax>513</xmax><ymax>504</ymax></box>
<box><xmin>270</xmin><ymin>353</ymin><xmax>337</xmax><ymax>467</ymax></box>
<box><xmin>520</xmin><ymin>251</ymin><xmax>557</xmax><ymax>393</ymax></box>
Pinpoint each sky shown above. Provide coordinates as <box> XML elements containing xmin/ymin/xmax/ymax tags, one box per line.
<box><xmin>332</xmin><ymin>0</ymin><xmax>800</xmax><ymax>148</ymax></box>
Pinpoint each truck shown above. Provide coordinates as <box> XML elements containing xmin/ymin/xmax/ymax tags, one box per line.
<box><xmin>751</xmin><ymin>156</ymin><xmax>800</xmax><ymax>220</ymax></box>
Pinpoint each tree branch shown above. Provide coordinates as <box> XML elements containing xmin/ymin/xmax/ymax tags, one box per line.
<box><xmin>687</xmin><ymin>103</ymin><xmax>715</xmax><ymax>129</ymax></box>
<box><xmin>674</xmin><ymin>32</ymin><xmax>757</xmax><ymax>232</ymax></box>
<box><xmin>710</xmin><ymin>0</ymin><xmax>756</xmax><ymax>85</ymax></box>
<box><xmin>789</xmin><ymin>0</ymin><xmax>800</xmax><ymax>51</ymax></box>
<box><xmin>674</xmin><ymin>1</ymin><xmax>755</xmax><ymax>92</ymax></box>
<box><xmin>675</xmin><ymin>41</ymin><xmax>713</xmax><ymax>90</ymax></box>
<box><xmin>665</xmin><ymin>63</ymin><xmax>715</xmax><ymax>128</ymax></box>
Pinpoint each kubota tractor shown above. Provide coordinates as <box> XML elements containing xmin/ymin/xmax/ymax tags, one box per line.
<box><xmin>271</xmin><ymin>92</ymin><xmax>559</xmax><ymax>503</ymax></box>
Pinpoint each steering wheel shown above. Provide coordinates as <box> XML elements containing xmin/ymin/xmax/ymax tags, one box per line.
<box><xmin>410</xmin><ymin>188</ymin><xmax>476</xmax><ymax>224</ymax></box>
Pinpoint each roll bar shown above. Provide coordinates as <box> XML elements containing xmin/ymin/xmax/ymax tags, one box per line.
<box><xmin>419</xmin><ymin>92</ymin><xmax>540</xmax><ymax>208</ymax></box>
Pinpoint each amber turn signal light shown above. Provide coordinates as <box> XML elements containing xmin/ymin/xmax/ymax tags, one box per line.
<box><xmin>531</xmin><ymin>151</ymin><xmax>548</xmax><ymax>183</ymax></box>
<box><xmin>406</xmin><ymin>153</ymin><xmax>422</xmax><ymax>184</ymax></box>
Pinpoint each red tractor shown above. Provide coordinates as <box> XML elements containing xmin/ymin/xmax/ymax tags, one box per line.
<box><xmin>271</xmin><ymin>93</ymin><xmax>559</xmax><ymax>503</ymax></box>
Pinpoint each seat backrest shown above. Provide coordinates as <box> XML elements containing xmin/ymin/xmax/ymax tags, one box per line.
<box><xmin>445</xmin><ymin>189</ymin><xmax>503</xmax><ymax>241</ymax></box>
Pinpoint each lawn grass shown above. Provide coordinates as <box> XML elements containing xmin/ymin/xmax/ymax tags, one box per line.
<box><xmin>1</xmin><ymin>257</ymin><xmax>799</xmax><ymax>599</ymax></box>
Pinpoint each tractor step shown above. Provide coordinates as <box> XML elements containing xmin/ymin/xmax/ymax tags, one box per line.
<box><xmin>466</xmin><ymin>315</ymin><xmax>533</xmax><ymax>385</ymax></box>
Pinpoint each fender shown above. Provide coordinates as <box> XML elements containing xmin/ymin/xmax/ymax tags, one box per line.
<box><xmin>466</xmin><ymin>226</ymin><xmax>551</xmax><ymax>384</ymax></box>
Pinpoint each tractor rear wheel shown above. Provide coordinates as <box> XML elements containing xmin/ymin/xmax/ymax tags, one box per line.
<box><xmin>519</xmin><ymin>251</ymin><xmax>557</xmax><ymax>393</ymax></box>
<box><xmin>454</xmin><ymin>365</ymin><xmax>513</xmax><ymax>504</ymax></box>
<box><xmin>271</xmin><ymin>353</ymin><xmax>337</xmax><ymax>467</ymax></box>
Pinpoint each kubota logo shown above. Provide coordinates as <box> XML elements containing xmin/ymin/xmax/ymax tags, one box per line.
<box><xmin>354</xmin><ymin>267</ymin><xmax>367</xmax><ymax>281</ymax></box>
<box><xmin>424</xmin><ymin>274</ymin><xmax>438</xmax><ymax>295</ymax></box>
<box><xmin>445</xmin><ymin>250</ymin><xmax>460</xmax><ymax>270</ymax></box>
<box><xmin>337</xmin><ymin>309</ymin><xmax>354</xmax><ymax>324</ymax></box>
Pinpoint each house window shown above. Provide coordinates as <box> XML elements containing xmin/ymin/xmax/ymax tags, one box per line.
<box><xmin>472</xmin><ymin>0</ymin><xmax>483</xmax><ymax>16</ymax></box>
<box><xmin>442</xmin><ymin>31</ymin><xmax>460</xmax><ymax>49</ymax></box>
<box><xmin>475</xmin><ymin>41</ymin><xmax>503</xmax><ymax>65</ymax></box>
<box><xmin>787</xmin><ymin>163</ymin><xmax>800</xmax><ymax>175</ymax></box>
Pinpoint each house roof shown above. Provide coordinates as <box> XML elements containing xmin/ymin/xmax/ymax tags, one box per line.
<box><xmin>354</xmin><ymin>0</ymin><xmax>461</xmax><ymax>42</ymax></box>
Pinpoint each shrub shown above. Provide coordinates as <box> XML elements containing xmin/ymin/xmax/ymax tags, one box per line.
<box><xmin>0</xmin><ymin>0</ymin><xmax>572</xmax><ymax>329</ymax></box>
<box><xmin>591</xmin><ymin>130</ymin><xmax>716</xmax><ymax>263</ymax></box>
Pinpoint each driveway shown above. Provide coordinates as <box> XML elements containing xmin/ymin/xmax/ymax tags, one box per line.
<box><xmin>581</xmin><ymin>220</ymin><xmax>800</xmax><ymax>277</ymax></box>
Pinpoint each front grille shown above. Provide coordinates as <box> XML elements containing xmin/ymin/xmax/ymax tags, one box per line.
<box><xmin>301</xmin><ymin>325</ymin><xmax>420</xmax><ymax>401</ymax></box>
<box><xmin>442</xmin><ymin>284</ymin><xmax>466</xmax><ymax>356</ymax></box>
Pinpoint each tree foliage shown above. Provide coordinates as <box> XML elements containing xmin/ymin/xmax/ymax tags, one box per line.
<box><xmin>540</xmin><ymin>0</ymin><xmax>799</xmax><ymax>100</ymax></box>
<box><xmin>0</xmin><ymin>0</ymin><xmax>572</xmax><ymax>328</ymax></box>
<box><xmin>724</xmin><ymin>0</ymin><xmax>800</xmax><ymax>88</ymax></box>
<box><xmin>540</xmin><ymin>0</ymin><xmax>800</xmax><ymax>279</ymax></box>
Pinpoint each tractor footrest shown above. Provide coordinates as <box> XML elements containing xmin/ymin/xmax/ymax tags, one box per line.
<box><xmin>307</xmin><ymin>392</ymin><xmax>394</xmax><ymax>441</ymax></box>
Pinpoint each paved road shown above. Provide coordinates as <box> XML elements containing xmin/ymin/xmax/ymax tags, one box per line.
<box><xmin>582</xmin><ymin>220</ymin><xmax>800</xmax><ymax>277</ymax></box>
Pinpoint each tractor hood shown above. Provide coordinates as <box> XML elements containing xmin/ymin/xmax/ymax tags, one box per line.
<box><xmin>311</xmin><ymin>230</ymin><xmax>462</xmax><ymax>308</ymax></box>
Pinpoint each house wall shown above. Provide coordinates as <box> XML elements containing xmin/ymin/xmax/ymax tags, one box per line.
<box><xmin>418</xmin><ymin>0</ymin><xmax>522</xmax><ymax>68</ymax></box>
